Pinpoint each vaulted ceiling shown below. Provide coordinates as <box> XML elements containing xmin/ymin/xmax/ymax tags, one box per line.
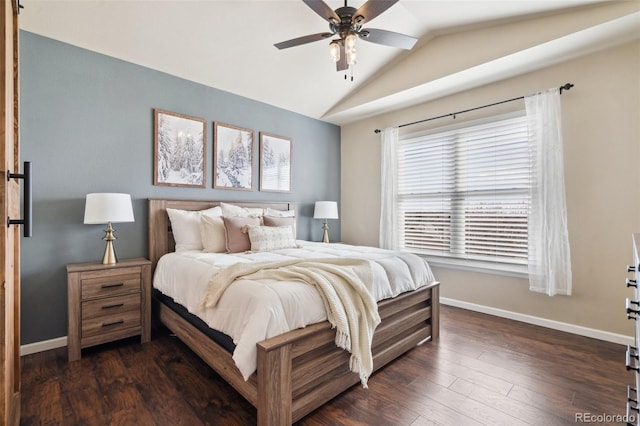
<box><xmin>19</xmin><ymin>0</ymin><xmax>640</xmax><ymax>124</ymax></box>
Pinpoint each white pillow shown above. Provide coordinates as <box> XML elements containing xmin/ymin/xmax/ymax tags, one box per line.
<box><xmin>167</xmin><ymin>206</ymin><xmax>222</xmax><ymax>251</ymax></box>
<box><xmin>200</xmin><ymin>215</ymin><xmax>227</xmax><ymax>253</ymax></box>
<box><xmin>220</xmin><ymin>202</ymin><xmax>263</xmax><ymax>218</ymax></box>
<box><xmin>264</xmin><ymin>208</ymin><xmax>295</xmax><ymax>217</ymax></box>
<box><xmin>247</xmin><ymin>225</ymin><xmax>297</xmax><ymax>252</ymax></box>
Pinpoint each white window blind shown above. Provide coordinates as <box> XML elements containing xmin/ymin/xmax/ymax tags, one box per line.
<box><xmin>397</xmin><ymin>113</ymin><xmax>530</xmax><ymax>269</ymax></box>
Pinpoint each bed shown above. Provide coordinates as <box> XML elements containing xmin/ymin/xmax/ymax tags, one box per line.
<box><xmin>148</xmin><ymin>198</ymin><xmax>440</xmax><ymax>425</ymax></box>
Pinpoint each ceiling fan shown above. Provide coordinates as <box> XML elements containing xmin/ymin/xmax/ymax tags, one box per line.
<box><xmin>274</xmin><ymin>0</ymin><xmax>417</xmax><ymax>77</ymax></box>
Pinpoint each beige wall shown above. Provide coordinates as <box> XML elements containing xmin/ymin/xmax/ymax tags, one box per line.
<box><xmin>341</xmin><ymin>40</ymin><xmax>640</xmax><ymax>337</ymax></box>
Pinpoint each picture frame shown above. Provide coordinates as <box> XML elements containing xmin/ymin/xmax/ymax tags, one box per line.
<box><xmin>213</xmin><ymin>122</ymin><xmax>254</xmax><ymax>191</ymax></box>
<box><xmin>259</xmin><ymin>132</ymin><xmax>292</xmax><ymax>193</ymax></box>
<box><xmin>153</xmin><ymin>109</ymin><xmax>206</xmax><ymax>188</ymax></box>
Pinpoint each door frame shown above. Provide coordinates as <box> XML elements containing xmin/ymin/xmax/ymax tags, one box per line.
<box><xmin>1</xmin><ymin>0</ymin><xmax>21</xmax><ymax>424</ymax></box>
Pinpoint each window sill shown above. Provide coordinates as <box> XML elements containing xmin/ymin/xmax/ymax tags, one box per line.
<box><xmin>417</xmin><ymin>255</ymin><xmax>529</xmax><ymax>279</ymax></box>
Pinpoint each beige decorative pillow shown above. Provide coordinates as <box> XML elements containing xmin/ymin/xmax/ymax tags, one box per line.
<box><xmin>264</xmin><ymin>208</ymin><xmax>295</xmax><ymax>217</ymax></box>
<box><xmin>167</xmin><ymin>207</ymin><xmax>222</xmax><ymax>251</ymax></box>
<box><xmin>247</xmin><ymin>225</ymin><xmax>297</xmax><ymax>252</ymax></box>
<box><xmin>220</xmin><ymin>202</ymin><xmax>263</xmax><ymax>218</ymax></box>
<box><xmin>223</xmin><ymin>216</ymin><xmax>260</xmax><ymax>253</ymax></box>
<box><xmin>200</xmin><ymin>215</ymin><xmax>227</xmax><ymax>253</ymax></box>
<box><xmin>202</xmin><ymin>206</ymin><xmax>223</xmax><ymax>218</ymax></box>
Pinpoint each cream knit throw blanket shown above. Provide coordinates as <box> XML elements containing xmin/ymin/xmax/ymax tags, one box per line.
<box><xmin>203</xmin><ymin>258</ymin><xmax>381</xmax><ymax>387</ymax></box>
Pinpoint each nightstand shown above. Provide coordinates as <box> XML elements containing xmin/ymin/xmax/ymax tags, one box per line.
<box><xmin>67</xmin><ymin>257</ymin><xmax>151</xmax><ymax>362</ymax></box>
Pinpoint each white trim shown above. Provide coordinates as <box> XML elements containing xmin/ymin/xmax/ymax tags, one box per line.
<box><xmin>441</xmin><ymin>297</ymin><xmax>633</xmax><ymax>346</ymax></box>
<box><xmin>20</xmin><ymin>336</ymin><xmax>67</xmax><ymax>356</ymax></box>
<box><xmin>426</xmin><ymin>257</ymin><xmax>528</xmax><ymax>279</ymax></box>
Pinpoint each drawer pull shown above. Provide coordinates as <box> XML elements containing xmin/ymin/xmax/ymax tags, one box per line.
<box><xmin>629</xmin><ymin>386</ymin><xmax>638</xmax><ymax>404</ymax></box>
<box><xmin>101</xmin><ymin>303</ymin><xmax>125</xmax><ymax>310</ymax></box>
<box><xmin>101</xmin><ymin>319</ymin><xmax>124</xmax><ymax>327</ymax></box>
<box><xmin>629</xmin><ymin>265</ymin><xmax>637</xmax><ymax>273</ymax></box>
<box><xmin>626</xmin><ymin>345</ymin><xmax>639</xmax><ymax>371</ymax></box>
<box><xmin>627</xmin><ymin>298</ymin><xmax>640</xmax><ymax>320</ymax></box>
<box><xmin>628</xmin><ymin>279</ymin><xmax>638</xmax><ymax>288</ymax></box>
<box><xmin>627</xmin><ymin>400</ymin><xmax>639</xmax><ymax>426</ymax></box>
<box><xmin>100</xmin><ymin>282</ymin><xmax>124</xmax><ymax>289</ymax></box>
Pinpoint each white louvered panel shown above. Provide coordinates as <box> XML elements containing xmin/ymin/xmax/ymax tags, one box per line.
<box><xmin>396</xmin><ymin>113</ymin><xmax>530</xmax><ymax>267</ymax></box>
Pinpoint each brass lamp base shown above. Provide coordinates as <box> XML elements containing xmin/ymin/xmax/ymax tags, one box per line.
<box><xmin>102</xmin><ymin>222</ymin><xmax>118</xmax><ymax>264</ymax></box>
<box><xmin>322</xmin><ymin>220</ymin><xmax>330</xmax><ymax>243</ymax></box>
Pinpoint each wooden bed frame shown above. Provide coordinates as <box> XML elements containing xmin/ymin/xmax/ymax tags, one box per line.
<box><xmin>148</xmin><ymin>198</ymin><xmax>440</xmax><ymax>425</ymax></box>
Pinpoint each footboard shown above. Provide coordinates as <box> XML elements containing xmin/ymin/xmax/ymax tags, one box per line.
<box><xmin>256</xmin><ymin>282</ymin><xmax>439</xmax><ymax>424</ymax></box>
<box><xmin>157</xmin><ymin>283</ymin><xmax>439</xmax><ymax>425</ymax></box>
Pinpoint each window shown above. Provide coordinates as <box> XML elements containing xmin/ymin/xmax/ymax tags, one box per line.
<box><xmin>396</xmin><ymin>113</ymin><xmax>530</xmax><ymax>272</ymax></box>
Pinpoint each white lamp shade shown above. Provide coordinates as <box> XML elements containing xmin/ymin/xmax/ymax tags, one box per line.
<box><xmin>84</xmin><ymin>193</ymin><xmax>134</xmax><ymax>224</ymax></box>
<box><xmin>313</xmin><ymin>201</ymin><xmax>339</xmax><ymax>220</ymax></box>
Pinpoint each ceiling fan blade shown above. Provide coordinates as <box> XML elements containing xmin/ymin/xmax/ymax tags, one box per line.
<box><xmin>302</xmin><ymin>0</ymin><xmax>340</xmax><ymax>23</ymax></box>
<box><xmin>274</xmin><ymin>32</ymin><xmax>333</xmax><ymax>50</ymax></box>
<box><xmin>358</xmin><ymin>28</ymin><xmax>417</xmax><ymax>50</ymax></box>
<box><xmin>353</xmin><ymin>0</ymin><xmax>399</xmax><ymax>26</ymax></box>
<box><xmin>336</xmin><ymin>43</ymin><xmax>347</xmax><ymax>71</ymax></box>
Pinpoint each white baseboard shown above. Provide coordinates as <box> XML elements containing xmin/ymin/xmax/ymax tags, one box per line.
<box><xmin>20</xmin><ymin>336</ymin><xmax>67</xmax><ymax>356</ymax></box>
<box><xmin>440</xmin><ymin>297</ymin><xmax>634</xmax><ymax>346</ymax></box>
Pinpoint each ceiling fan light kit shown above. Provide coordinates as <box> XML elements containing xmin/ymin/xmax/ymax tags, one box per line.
<box><xmin>275</xmin><ymin>0</ymin><xmax>417</xmax><ymax>81</ymax></box>
<box><xmin>329</xmin><ymin>40</ymin><xmax>341</xmax><ymax>62</ymax></box>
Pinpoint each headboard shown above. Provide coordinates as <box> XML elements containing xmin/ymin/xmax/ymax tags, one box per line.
<box><xmin>148</xmin><ymin>198</ymin><xmax>297</xmax><ymax>270</ymax></box>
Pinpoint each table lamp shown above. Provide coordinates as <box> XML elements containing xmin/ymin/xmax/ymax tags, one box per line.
<box><xmin>84</xmin><ymin>193</ymin><xmax>134</xmax><ymax>264</ymax></box>
<box><xmin>313</xmin><ymin>201</ymin><xmax>339</xmax><ymax>243</ymax></box>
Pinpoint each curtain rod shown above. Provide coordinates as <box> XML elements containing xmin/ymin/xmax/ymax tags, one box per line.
<box><xmin>373</xmin><ymin>83</ymin><xmax>574</xmax><ymax>134</ymax></box>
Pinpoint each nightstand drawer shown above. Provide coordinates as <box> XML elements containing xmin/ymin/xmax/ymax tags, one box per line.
<box><xmin>81</xmin><ymin>309</ymin><xmax>141</xmax><ymax>338</ymax></box>
<box><xmin>81</xmin><ymin>272</ymin><xmax>140</xmax><ymax>300</ymax></box>
<box><xmin>82</xmin><ymin>293</ymin><xmax>141</xmax><ymax>320</ymax></box>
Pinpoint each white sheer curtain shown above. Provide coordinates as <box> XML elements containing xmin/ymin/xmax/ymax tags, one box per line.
<box><xmin>379</xmin><ymin>127</ymin><xmax>399</xmax><ymax>249</ymax></box>
<box><xmin>525</xmin><ymin>88</ymin><xmax>572</xmax><ymax>296</ymax></box>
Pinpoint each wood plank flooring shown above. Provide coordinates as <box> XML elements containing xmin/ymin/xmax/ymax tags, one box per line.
<box><xmin>21</xmin><ymin>305</ymin><xmax>629</xmax><ymax>425</ymax></box>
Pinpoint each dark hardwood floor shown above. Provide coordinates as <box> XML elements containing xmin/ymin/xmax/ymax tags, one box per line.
<box><xmin>21</xmin><ymin>305</ymin><xmax>629</xmax><ymax>425</ymax></box>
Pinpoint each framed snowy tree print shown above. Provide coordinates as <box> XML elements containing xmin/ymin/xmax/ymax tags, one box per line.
<box><xmin>259</xmin><ymin>132</ymin><xmax>292</xmax><ymax>193</ymax></box>
<box><xmin>213</xmin><ymin>122</ymin><xmax>254</xmax><ymax>190</ymax></box>
<box><xmin>153</xmin><ymin>109</ymin><xmax>206</xmax><ymax>188</ymax></box>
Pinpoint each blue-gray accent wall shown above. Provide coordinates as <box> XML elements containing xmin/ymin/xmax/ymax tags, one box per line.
<box><xmin>19</xmin><ymin>31</ymin><xmax>341</xmax><ymax>345</ymax></box>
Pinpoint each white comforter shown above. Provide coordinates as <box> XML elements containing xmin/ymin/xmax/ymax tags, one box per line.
<box><xmin>153</xmin><ymin>241</ymin><xmax>436</xmax><ymax>380</ymax></box>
